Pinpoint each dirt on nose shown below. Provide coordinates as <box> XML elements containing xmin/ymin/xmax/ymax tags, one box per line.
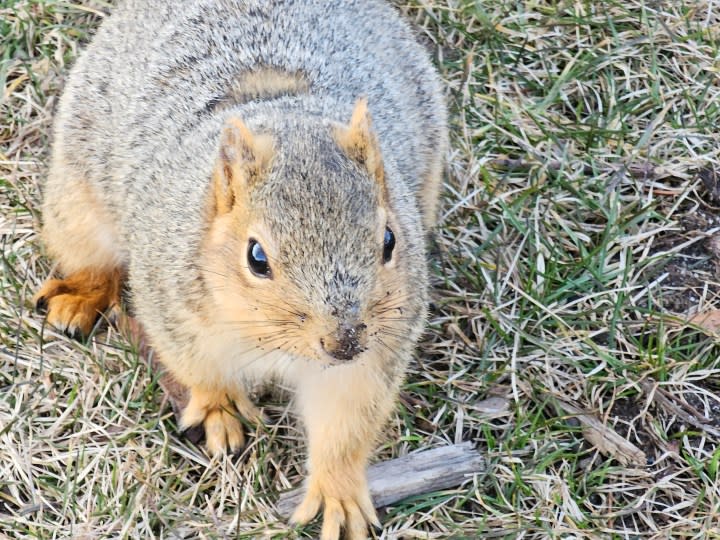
<box><xmin>321</xmin><ymin>323</ymin><xmax>368</xmax><ymax>361</ymax></box>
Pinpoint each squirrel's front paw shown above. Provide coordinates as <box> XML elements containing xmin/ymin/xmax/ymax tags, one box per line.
<box><xmin>180</xmin><ymin>386</ymin><xmax>263</xmax><ymax>456</ymax></box>
<box><xmin>291</xmin><ymin>472</ymin><xmax>379</xmax><ymax>540</ymax></box>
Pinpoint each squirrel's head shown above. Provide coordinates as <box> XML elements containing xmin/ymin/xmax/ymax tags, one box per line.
<box><xmin>201</xmin><ymin>98</ymin><xmax>425</xmax><ymax>370</ymax></box>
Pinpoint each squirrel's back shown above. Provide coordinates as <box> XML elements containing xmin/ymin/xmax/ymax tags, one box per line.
<box><xmin>56</xmin><ymin>0</ymin><xmax>446</xmax><ymax>213</ymax></box>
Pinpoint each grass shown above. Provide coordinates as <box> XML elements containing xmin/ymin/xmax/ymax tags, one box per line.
<box><xmin>2</xmin><ymin>0</ymin><xmax>720</xmax><ymax>538</ymax></box>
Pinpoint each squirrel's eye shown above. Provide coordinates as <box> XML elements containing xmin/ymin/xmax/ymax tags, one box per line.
<box><xmin>383</xmin><ymin>227</ymin><xmax>395</xmax><ymax>264</ymax></box>
<box><xmin>247</xmin><ymin>239</ymin><xmax>272</xmax><ymax>278</ymax></box>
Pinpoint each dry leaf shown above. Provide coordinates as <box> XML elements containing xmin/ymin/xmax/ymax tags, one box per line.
<box><xmin>473</xmin><ymin>396</ymin><xmax>510</xmax><ymax>417</ymax></box>
<box><xmin>559</xmin><ymin>401</ymin><xmax>646</xmax><ymax>467</ymax></box>
<box><xmin>688</xmin><ymin>309</ymin><xmax>720</xmax><ymax>334</ymax></box>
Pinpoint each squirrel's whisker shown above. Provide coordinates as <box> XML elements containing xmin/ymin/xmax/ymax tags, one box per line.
<box><xmin>374</xmin><ymin>316</ymin><xmax>416</xmax><ymax>323</ymax></box>
<box><xmin>218</xmin><ymin>320</ymin><xmax>300</xmax><ymax>328</ymax></box>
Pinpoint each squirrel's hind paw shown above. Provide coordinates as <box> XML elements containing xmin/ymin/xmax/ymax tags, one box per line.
<box><xmin>34</xmin><ymin>269</ymin><xmax>122</xmax><ymax>337</ymax></box>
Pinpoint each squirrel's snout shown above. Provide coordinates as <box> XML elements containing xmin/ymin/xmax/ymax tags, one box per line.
<box><xmin>320</xmin><ymin>322</ymin><xmax>368</xmax><ymax>362</ymax></box>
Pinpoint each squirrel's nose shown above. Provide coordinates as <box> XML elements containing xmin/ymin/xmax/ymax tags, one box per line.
<box><xmin>320</xmin><ymin>322</ymin><xmax>368</xmax><ymax>361</ymax></box>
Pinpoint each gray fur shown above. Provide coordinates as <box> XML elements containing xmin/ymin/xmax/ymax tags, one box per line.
<box><xmin>45</xmin><ymin>0</ymin><xmax>447</xmax><ymax>410</ymax></box>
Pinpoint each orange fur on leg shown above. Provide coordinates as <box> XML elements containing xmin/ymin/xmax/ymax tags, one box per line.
<box><xmin>34</xmin><ymin>268</ymin><xmax>122</xmax><ymax>336</ymax></box>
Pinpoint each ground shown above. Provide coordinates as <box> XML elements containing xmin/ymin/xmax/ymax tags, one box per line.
<box><xmin>1</xmin><ymin>0</ymin><xmax>720</xmax><ymax>538</ymax></box>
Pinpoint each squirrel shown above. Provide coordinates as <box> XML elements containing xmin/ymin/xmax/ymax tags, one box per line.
<box><xmin>34</xmin><ymin>1</ymin><xmax>447</xmax><ymax>538</ymax></box>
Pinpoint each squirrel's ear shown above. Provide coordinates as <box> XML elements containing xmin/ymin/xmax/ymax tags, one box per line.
<box><xmin>212</xmin><ymin>118</ymin><xmax>274</xmax><ymax>215</ymax></box>
<box><xmin>334</xmin><ymin>97</ymin><xmax>385</xmax><ymax>189</ymax></box>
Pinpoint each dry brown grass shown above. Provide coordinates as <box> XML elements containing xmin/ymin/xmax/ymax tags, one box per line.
<box><xmin>2</xmin><ymin>0</ymin><xmax>720</xmax><ymax>538</ymax></box>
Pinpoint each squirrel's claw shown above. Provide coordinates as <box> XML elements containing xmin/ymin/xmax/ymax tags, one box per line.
<box><xmin>320</xmin><ymin>497</ymin><xmax>344</xmax><ymax>540</ymax></box>
<box><xmin>181</xmin><ymin>423</ymin><xmax>206</xmax><ymax>445</ymax></box>
<box><xmin>35</xmin><ymin>295</ymin><xmax>48</xmax><ymax>313</ymax></box>
<box><xmin>289</xmin><ymin>484</ymin><xmax>322</xmax><ymax>525</ymax></box>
